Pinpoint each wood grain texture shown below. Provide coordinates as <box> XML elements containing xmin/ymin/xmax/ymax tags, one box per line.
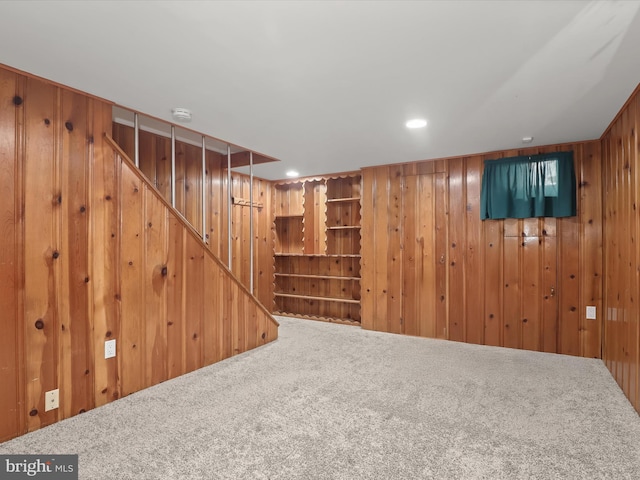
<box><xmin>113</xmin><ymin>124</ymin><xmax>275</xmax><ymax>310</ymax></box>
<box><xmin>602</xmin><ymin>84</ymin><xmax>640</xmax><ymax>413</ymax></box>
<box><xmin>0</xmin><ymin>68</ymin><xmax>21</xmax><ymax>442</ymax></box>
<box><xmin>273</xmin><ymin>175</ymin><xmax>362</xmax><ymax>323</ymax></box>
<box><xmin>0</xmin><ymin>64</ymin><xmax>278</xmax><ymax>443</ymax></box>
<box><xmin>361</xmin><ymin>142</ymin><xmax>602</xmax><ymax>358</ymax></box>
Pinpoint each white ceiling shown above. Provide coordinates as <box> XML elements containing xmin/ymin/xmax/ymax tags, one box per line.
<box><xmin>1</xmin><ymin>1</ymin><xmax>639</xmax><ymax>180</ymax></box>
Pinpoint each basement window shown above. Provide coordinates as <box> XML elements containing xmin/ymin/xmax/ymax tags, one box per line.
<box><xmin>480</xmin><ymin>151</ymin><xmax>576</xmax><ymax>220</ymax></box>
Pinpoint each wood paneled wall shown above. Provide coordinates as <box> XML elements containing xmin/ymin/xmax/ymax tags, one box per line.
<box><xmin>602</xmin><ymin>84</ymin><xmax>640</xmax><ymax>413</ymax></box>
<box><xmin>0</xmin><ymin>66</ymin><xmax>278</xmax><ymax>443</ymax></box>
<box><xmin>112</xmin><ymin>124</ymin><xmax>274</xmax><ymax>309</ymax></box>
<box><xmin>361</xmin><ymin>142</ymin><xmax>602</xmax><ymax>358</ymax></box>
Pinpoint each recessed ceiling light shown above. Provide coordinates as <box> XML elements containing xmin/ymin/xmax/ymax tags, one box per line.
<box><xmin>286</xmin><ymin>170</ymin><xmax>299</xmax><ymax>178</ymax></box>
<box><xmin>522</xmin><ymin>136</ymin><xmax>534</xmax><ymax>143</ymax></box>
<box><xmin>406</xmin><ymin>118</ymin><xmax>427</xmax><ymax>129</ymax></box>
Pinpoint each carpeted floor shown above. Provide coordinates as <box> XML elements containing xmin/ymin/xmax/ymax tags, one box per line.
<box><xmin>2</xmin><ymin>317</ymin><xmax>639</xmax><ymax>479</ymax></box>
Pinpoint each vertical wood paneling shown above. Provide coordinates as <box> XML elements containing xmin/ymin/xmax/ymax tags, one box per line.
<box><xmin>360</xmin><ymin>169</ymin><xmax>375</xmax><ymax>330</ymax></box>
<box><xmin>484</xmin><ymin>220</ymin><xmax>503</xmax><ymax>347</ymax></box>
<box><xmin>1</xmin><ymin>65</ymin><xmax>279</xmax><ymax>443</ymax></box>
<box><xmin>386</xmin><ymin>166</ymin><xmax>403</xmax><ymax>334</ymax></box>
<box><xmin>542</xmin><ymin>237</ymin><xmax>558</xmax><ymax>353</ymax></box>
<box><xmin>465</xmin><ymin>157</ymin><xmax>484</xmax><ymax>345</ymax></box>
<box><xmin>0</xmin><ymin>69</ymin><xmax>20</xmax><ymax>442</ymax></box>
<box><xmin>92</xmin><ymin>147</ymin><xmax>121</xmax><ymax>409</ymax></box>
<box><xmin>503</xmin><ymin>236</ymin><xmax>522</xmax><ymax>349</ymax></box>
<box><xmin>119</xmin><ymin>168</ymin><xmax>145</xmax><ymax>395</ymax></box>
<box><xmin>58</xmin><ymin>89</ymin><xmax>93</xmax><ymax>418</ymax></box>
<box><xmin>447</xmin><ymin>158</ymin><xmax>465</xmax><ymax>342</ymax></box>
<box><xmin>185</xmin><ymin>233</ymin><xmax>204</xmax><ymax>373</ymax></box>
<box><xmin>602</xmin><ymin>85</ymin><xmax>640</xmax><ymax>413</ymax></box>
<box><xmin>23</xmin><ymin>78</ymin><xmax>59</xmax><ymax>431</ymax></box>
<box><xmin>434</xmin><ymin>172</ymin><xmax>448</xmax><ymax>339</ymax></box>
<box><xmin>361</xmin><ymin>142</ymin><xmax>602</xmax><ymax>362</ymax></box>
<box><xmin>522</xmin><ymin>237</ymin><xmax>541</xmax><ymax>351</ymax></box>
<box><xmin>144</xmin><ymin>187</ymin><xmax>168</xmax><ymax>386</ymax></box>
<box><xmin>166</xmin><ymin>215</ymin><xmax>186</xmax><ymax>380</ymax></box>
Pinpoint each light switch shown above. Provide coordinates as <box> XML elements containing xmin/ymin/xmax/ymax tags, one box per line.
<box><xmin>586</xmin><ymin>306</ymin><xmax>596</xmax><ymax>320</ymax></box>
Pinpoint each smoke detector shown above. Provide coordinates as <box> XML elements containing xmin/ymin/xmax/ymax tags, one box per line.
<box><xmin>172</xmin><ymin>108</ymin><xmax>192</xmax><ymax>122</ymax></box>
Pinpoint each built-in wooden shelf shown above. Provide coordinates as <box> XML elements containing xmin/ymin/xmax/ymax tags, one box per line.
<box><xmin>274</xmin><ymin>293</ymin><xmax>360</xmax><ymax>304</ymax></box>
<box><xmin>326</xmin><ymin>197</ymin><xmax>360</xmax><ymax>203</ymax></box>
<box><xmin>273</xmin><ymin>311</ymin><xmax>360</xmax><ymax>326</ymax></box>
<box><xmin>273</xmin><ymin>174</ymin><xmax>362</xmax><ymax>323</ymax></box>
<box><xmin>274</xmin><ymin>253</ymin><xmax>361</xmax><ymax>258</ymax></box>
<box><xmin>275</xmin><ymin>273</ymin><xmax>360</xmax><ymax>281</ymax></box>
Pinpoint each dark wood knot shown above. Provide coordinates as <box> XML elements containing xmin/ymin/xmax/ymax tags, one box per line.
<box><xmin>105</xmin><ymin>195</ymin><xmax>111</xmax><ymax>201</ymax></box>
<box><xmin>35</xmin><ymin>319</ymin><xmax>45</xmax><ymax>330</ymax></box>
<box><xmin>261</xmin><ymin>332</ymin><xmax>266</xmax><ymax>339</ymax></box>
<box><xmin>29</xmin><ymin>409</ymin><xmax>38</xmax><ymax>417</ymax></box>
<box><xmin>105</xmin><ymin>330</ymin><xmax>112</xmax><ymax>337</ymax></box>
<box><xmin>52</xmin><ymin>250</ymin><xmax>60</xmax><ymax>259</ymax></box>
<box><xmin>84</xmin><ymin>277</ymin><xmax>90</xmax><ymax>283</ymax></box>
<box><xmin>13</xmin><ymin>96</ymin><xmax>22</xmax><ymax>105</ymax></box>
<box><xmin>44</xmin><ymin>118</ymin><xmax>50</xmax><ymax>125</ymax></box>
<box><xmin>161</xmin><ymin>266</ymin><xmax>168</xmax><ymax>276</ymax></box>
<box><xmin>80</xmin><ymin>205</ymin><xmax>86</xmax><ymax>213</ymax></box>
<box><xmin>489</xmin><ymin>314</ymin><xmax>494</xmax><ymax>319</ymax></box>
<box><xmin>85</xmin><ymin>369</ymin><xmax>90</xmax><ymax>375</ymax></box>
<box><xmin>65</xmin><ymin>121</ymin><xmax>73</xmax><ymax>131</ymax></box>
<box><xmin>522</xmin><ymin>318</ymin><xmax>528</xmax><ymax>323</ymax></box>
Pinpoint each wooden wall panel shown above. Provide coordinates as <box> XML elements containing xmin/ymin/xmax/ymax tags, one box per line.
<box><xmin>602</xmin><ymin>85</ymin><xmax>640</xmax><ymax>414</ymax></box>
<box><xmin>362</xmin><ymin>141</ymin><xmax>603</xmax><ymax>359</ymax></box>
<box><xmin>0</xmin><ymin>69</ymin><xmax>22</xmax><ymax>442</ymax></box>
<box><xmin>120</xmin><ymin>168</ymin><xmax>146</xmax><ymax>395</ymax></box>
<box><xmin>58</xmin><ymin>89</ymin><xmax>93</xmax><ymax>418</ymax></box>
<box><xmin>0</xmin><ymin>64</ymin><xmax>278</xmax><ymax>443</ymax></box>
<box><xmin>23</xmin><ymin>78</ymin><xmax>59</xmax><ymax>432</ymax></box>
<box><xmin>144</xmin><ymin>188</ymin><xmax>168</xmax><ymax>386</ymax></box>
<box><xmin>112</xmin><ymin>124</ymin><xmax>274</xmax><ymax>311</ymax></box>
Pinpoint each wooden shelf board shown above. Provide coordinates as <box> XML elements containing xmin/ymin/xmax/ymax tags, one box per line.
<box><xmin>274</xmin><ymin>293</ymin><xmax>360</xmax><ymax>304</ymax></box>
<box><xmin>327</xmin><ymin>225</ymin><xmax>361</xmax><ymax>230</ymax></box>
<box><xmin>273</xmin><ymin>311</ymin><xmax>361</xmax><ymax>326</ymax></box>
<box><xmin>275</xmin><ymin>273</ymin><xmax>360</xmax><ymax>281</ymax></box>
<box><xmin>326</xmin><ymin>197</ymin><xmax>360</xmax><ymax>203</ymax></box>
<box><xmin>275</xmin><ymin>214</ymin><xmax>304</xmax><ymax>219</ymax></box>
<box><xmin>275</xmin><ymin>253</ymin><xmax>361</xmax><ymax>258</ymax></box>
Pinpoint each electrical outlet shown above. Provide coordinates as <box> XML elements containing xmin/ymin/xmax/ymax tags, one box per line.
<box><xmin>45</xmin><ymin>389</ymin><xmax>59</xmax><ymax>412</ymax></box>
<box><xmin>105</xmin><ymin>339</ymin><xmax>116</xmax><ymax>359</ymax></box>
<box><xmin>586</xmin><ymin>306</ymin><xmax>596</xmax><ymax>320</ymax></box>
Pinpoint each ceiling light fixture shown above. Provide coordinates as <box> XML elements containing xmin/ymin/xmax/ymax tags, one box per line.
<box><xmin>406</xmin><ymin>118</ymin><xmax>427</xmax><ymax>129</ymax></box>
<box><xmin>286</xmin><ymin>170</ymin><xmax>299</xmax><ymax>178</ymax></box>
<box><xmin>522</xmin><ymin>136</ymin><xmax>534</xmax><ymax>144</ymax></box>
<box><xmin>172</xmin><ymin>108</ymin><xmax>192</xmax><ymax>122</ymax></box>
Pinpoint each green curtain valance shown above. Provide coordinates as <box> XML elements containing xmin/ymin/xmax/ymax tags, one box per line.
<box><xmin>480</xmin><ymin>151</ymin><xmax>576</xmax><ymax>220</ymax></box>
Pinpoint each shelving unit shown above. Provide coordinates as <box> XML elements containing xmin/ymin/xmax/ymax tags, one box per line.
<box><xmin>272</xmin><ymin>174</ymin><xmax>362</xmax><ymax>324</ymax></box>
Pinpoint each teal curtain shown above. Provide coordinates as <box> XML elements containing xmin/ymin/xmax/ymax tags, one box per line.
<box><xmin>480</xmin><ymin>151</ymin><xmax>576</xmax><ymax>219</ymax></box>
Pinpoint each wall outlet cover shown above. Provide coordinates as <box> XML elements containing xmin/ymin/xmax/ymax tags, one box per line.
<box><xmin>45</xmin><ymin>389</ymin><xmax>59</xmax><ymax>411</ymax></box>
<box><xmin>105</xmin><ymin>339</ymin><xmax>116</xmax><ymax>359</ymax></box>
<box><xmin>586</xmin><ymin>306</ymin><xmax>596</xmax><ymax>320</ymax></box>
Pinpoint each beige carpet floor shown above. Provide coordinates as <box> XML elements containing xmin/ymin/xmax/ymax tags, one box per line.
<box><xmin>1</xmin><ymin>316</ymin><xmax>639</xmax><ymax>479</ymax></box>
